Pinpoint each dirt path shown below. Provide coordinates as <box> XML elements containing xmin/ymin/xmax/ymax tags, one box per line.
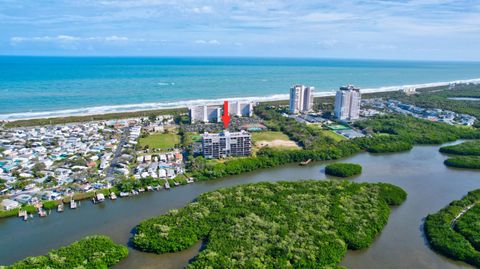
<box><xmin>451</xmin><ymin>203</ymin><xmax>476</xmax><ymax>228</ymax></box>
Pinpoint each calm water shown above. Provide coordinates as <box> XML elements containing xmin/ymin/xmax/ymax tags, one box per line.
<box><xmin>1</xmin><ymin>57</ymin><xmax>480</xmax><ymax>119</ymax></box>
<box><xmin>0</xmin><ymin>142</ymin><xmax>479</xmax><ymax>268</ymax></box>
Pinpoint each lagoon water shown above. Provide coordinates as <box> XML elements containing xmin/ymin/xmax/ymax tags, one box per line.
<box><xmin>0</xmin><ymin>142</ymin><xmax>479</xmax><ymax>268</ymax></box>
<box><xmin>1</xmin><ymin>57</ymin><xmax>480</xmax><ymax>119</ymax></box>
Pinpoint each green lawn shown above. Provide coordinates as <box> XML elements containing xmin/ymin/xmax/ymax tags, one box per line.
<box><xmin>187</xmin><ymin>132</ymin><xmax>202</xmax><ymax>143</ymax></box>
<box><xmin>252</xmin><ymin>131</ymin><xmax>291</xmax><ymax>142</ymax></box>
<box><xmin>320</xmin><ymin>130</ymin><xmax>347</xmax><ymax>142</ymax></box>
<box><xmin>139</xmin><ymin>133</ymin><xmax>180</xmax><ymax>149</ymax></box>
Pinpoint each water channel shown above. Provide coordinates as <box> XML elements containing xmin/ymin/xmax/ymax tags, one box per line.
<box><xmin>0</xmin><ymin>141</ymin><xmax>479</xmax><ymax>269</ymax></box>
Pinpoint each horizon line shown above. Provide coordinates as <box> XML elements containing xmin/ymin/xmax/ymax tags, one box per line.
<box><xmin>1</xmin><ymin>54</ymin><xmax>480</xmax><ymax>63</ymax></box>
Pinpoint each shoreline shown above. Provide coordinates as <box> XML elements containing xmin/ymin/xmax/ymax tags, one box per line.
<box><xmin>2</xmin><ymin>77</ymin><xmax>480</xmax><ymax>126</ymax></box>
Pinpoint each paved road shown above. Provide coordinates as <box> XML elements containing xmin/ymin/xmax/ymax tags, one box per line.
<box><xmin>106</xmin><ymin>127</ymin><xmax>129</xmax><ymax>180</ymax></box>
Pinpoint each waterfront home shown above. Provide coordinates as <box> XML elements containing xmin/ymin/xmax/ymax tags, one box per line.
<box><xmin>1</xmin><ymin>199</ymin><xmax>20</xmax><ymax>210</ymax></box>
<box><xmin>14</xmin><ymin>194</ymin><xmax>32</xmax><ymax>204</ymax></box>
<box><xmin>159</xmin><ymin>169</ymin><xmax>167</xmax><ymax>178</ymax></box>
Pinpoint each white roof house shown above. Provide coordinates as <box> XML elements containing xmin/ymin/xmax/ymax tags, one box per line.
<box><xmin>1</xmin><ymin>199</ymin><xmax>20</xmax><ymax>210</ymax></box>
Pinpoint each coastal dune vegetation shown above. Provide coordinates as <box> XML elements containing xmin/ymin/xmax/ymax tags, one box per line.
<box><xmin>325</xmin><ymin>163</ymin><xmax>362</xmax><ymax>177</ymax></box>
<box><xmin>3</xmin><ymin>108</ymin><xmax>187</xmax><ymax>128</ymax></box>
<box><xmin>1</xmin><ymin>235</ymin><xmax>128</xmax><ymax>269</ymax></box>
<box><xmin>132</xmin><ymin>180</ymin><xmax>406</xmax><ymax>268</ymax></box>
<box><xmin>424</xmin><ymin>189</ymin><xmax>480</xmax><ymax>267</ymax></box>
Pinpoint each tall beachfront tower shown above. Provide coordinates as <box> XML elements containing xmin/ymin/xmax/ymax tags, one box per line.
<box><xmin>289</xmin><ymin>85</ymin><xmax>314</xmax><ymax>114</ymax></box>
<box><xmin>189</xmin><ymin>105</ymin><xmax>221</xmax><ymax>124</ymax></box>
<box><xmin>334</xmin><ymin>85</ymin><xmax>361</xmax><ymax>121</ymax></box>
<box><xmin>229</xmin><ymin>101</ymin><xmax>254</xmax><ymax>117</ymax></box>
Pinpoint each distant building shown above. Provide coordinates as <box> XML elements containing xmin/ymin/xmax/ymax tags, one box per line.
<box><xmin>334</xmin><ymin>85</ymin><xmax>361</xmax><ymax>121</ymax></box>
<box><xmin>189</xmin><ymin>105</ymin><xmax>221</xmax><ymax>124</ymax></box>
<box><xmin>289</xmin><ymin>85</ymin><xmax>314</xmax><ymax>114</ymax></box>
<box><xmin>202</xmin><ymin>130</ymin><xmax>252</xmax><ymax>159</ymax></box>
<box><xmin>229</xmin><ymin>101</ymin><xmax>254</xmax><ymax>117</ymax></box>
<box><xmin>401</xmin><ymin>87</ymin><xmax>416</xmax><ymax>95</ymax></box>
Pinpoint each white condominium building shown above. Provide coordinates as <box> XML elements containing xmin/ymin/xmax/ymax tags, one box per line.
<box><xmin>202</xmin><ymin>130</ymin><xmax>252</xmax><ymax>159</ymax></box>
<box><xmin>289</xmin><ymin>85</ymin><xmax>314</xmax><ymax>114</ymax></box>
<box><xmin>189</xmin><ymin>105</ymin><xmax>221</xmax><ymax>124</ymax></box>
<box><xmin>229</xmin><ymin>101</ymin><xmax>254</xmax><ymax>117</ymax></box>
<box><xmin>334</xmin><ymin>85</ymin><xmax>361</xmax><ymax>121</ymax></box>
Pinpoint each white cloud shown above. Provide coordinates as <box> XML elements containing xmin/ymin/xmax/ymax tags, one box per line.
<box><xmin>192</xmin><ymin>6</ymin><xmax>213</xmax><ymax>14</ymax></box>
<box><xmin>10</xmin><ymin>35</ymin><xmax>131</xmax><ymax>44</ymax></box>
<box><xmin>194</xmin><ymin>39</ymin><xmax>220</xmax><ymax>45</ymax></box>
<box><xmin>2</xmin><ymin>0</ymin><xmax>480</xmax><ymax>59</ymax></box>
<box><xmin>104</xmin><ymin>35</ymin><xmax>129</xmax><ymax>41</ymax></box>
<box><xmin>302</xmin><ymin>12</ymin><xmax>356</xmax><ymax>23</ymax></box>
<box><xmin>57</xmin><ymin>35</ymin><xmax>80</xmax><ymax>41</ymax></box>
<box><xmin>317</xmin><ymin>39</ymin><xmax>338</xmax><ymax>49</ymax></box>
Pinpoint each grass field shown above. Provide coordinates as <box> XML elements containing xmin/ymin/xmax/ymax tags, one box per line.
<box><xmin>139</xmin><ymin>133</ymin><xmax>180</xmax><ymax>149</ymax></box>
<box><xmin>252</xmin><ymin>131</ymin><xmax>291</xmax><ymax>142</ymax></box>
<box><xmin>320</xmin><ymin>130</ymin><xmax>347</xmax><ymax>142</ymax></box>
<box><xmin>186</xmin><ymin>132</ymin><xmax>202</xmax><ymax>143</ymax></box>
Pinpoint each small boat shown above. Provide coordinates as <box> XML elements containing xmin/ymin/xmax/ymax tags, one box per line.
<box><xmin>186</xmin><ymin>177</ymin><xmax>194</xmax><ymax>183</ymax></box>
<box><xmin>138</xmin><ymin>188</ymin><xmax>145</xmax><ymax>193</ymax></box>
<box><xmin>174</xmin><ymin>181</ymin><xmax>180</xmax><ymax>186</ymax></box>
<box><xmin>299</xmin><ymin>159</ymin><xmax>312</xmax><ymax>166</ymax></box>
<box><xmin>131</xmin><ymin>190</ymin><xmax>139</xmax><ymax>195</ymax></box>
<box><xmin>57</xmin><ymin>204</ymin><xmax>64</xmax><ymax>212</ymax></box>
<box><xmin>147</xmin><ymin>186</ymin><xmax>153</xmax><ymax>191</ymax></box>
<box><xmin>38</xmin><ymin>208</ymin><xmax>47</xmax><ymax>217</ymax></box>
<box><xmin>95</xmin><ymin>193</ymin><xmax>105</xmax><ymax>203</ymax></box>
<box><xmin>70</xmin><ymin>200</ymin><xmax>77</xmax><ymax>209</ymax></box>
<box><xmin>23</xmin><ymin>214</ymin><xmax>28</xmax><ymax>221</ymax></box>
<box><xmin>154</xmin><ymin>185</ymin><xmax>162</xmax><ymax>191</ymax></box>
<box><xmin>119</xmin><ymin>192</ymin><xmax>130</xmax><ymax>197</ymax></box>
<box><xmin>110</xmin><ymin>192</ymin><xmax>117</xmax><ymax>200</ymax></box>
<box><xmin>165</xmin><ymin>182</ymin><xmax>171</xmax><ymax>189</ymax></box>
<box><xmin>18</xmin><ymin>210</ymin><xmax>26</xmax><ymax>218</ymax></box>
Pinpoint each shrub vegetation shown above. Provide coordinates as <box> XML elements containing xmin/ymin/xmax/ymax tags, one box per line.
<box><xmin>424</xmin><ymin>189</ymin><xmax>480</xmax><ymax>267</ymax></box>
<box><xmin>444</xmin><ymin>156</ymin><xmax>480</xmax><ymax>169</ymax></box>
<box><xmin>325</xmin><ymin>163</ymin><xmax>362</xmax><ymax>177</ymax></box>
<box><xmin>3</xmin><ymin>235</ymin><xmax>128</xmax><ymax>268</ymax></box>
<box><xmin>440</xmin><ymin>141</ymin><xmax>480</xmax><ymax>156</ymax></box>
<box><xmin>188</xmin><ymin>108</ymin><xmax>480</xmax><ymax>181</ymax></box>
<box><xmin>132</xmin><ymin>180</ymin><xmax>406</xmax><ymax>268</ymax></box>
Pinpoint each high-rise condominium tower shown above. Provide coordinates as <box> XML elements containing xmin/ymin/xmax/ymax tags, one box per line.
<box><xmin>289</xmin><ymin>85</ymin><xmax>314</xmax><ymax>114</ymax></box>
<box><xmin>334</xmin><ymin>85</ymin><xmax>361</xmax><ymax>121</ymax></box>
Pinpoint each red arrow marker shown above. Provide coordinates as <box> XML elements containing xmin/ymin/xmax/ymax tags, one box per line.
<box><xmin>221</xmin><ymin>100</ymin><xmax>231</xmax><ymax>129</ymax></box>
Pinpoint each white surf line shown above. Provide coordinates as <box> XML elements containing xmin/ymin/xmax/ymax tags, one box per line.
<box><xmin>1</xmin><ymin>77</ymin><xmax>480</xmax><ymax>121</ymax></box>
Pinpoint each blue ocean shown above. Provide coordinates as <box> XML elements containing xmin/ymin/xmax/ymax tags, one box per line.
<box><xmin>1</xmin><ymin>56</ymin><xmax>480</xmax><ymax>120</ymax></box>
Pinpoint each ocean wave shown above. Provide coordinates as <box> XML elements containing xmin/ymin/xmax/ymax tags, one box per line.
<box><xmin>157</xmin><ymin>82</ymin><xmax>175</xmax><ymax>86</ymax></box>
<box><xmin>2</xmin><ymin>78</ymin><xmax>480</xmax><ymax>121</ymax></box>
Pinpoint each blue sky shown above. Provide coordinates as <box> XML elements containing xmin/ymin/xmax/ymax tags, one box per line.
<box><xmin>1</xmin><ymin>0</ymin><xmax>479</xmax><ymax>60</ymax></box>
